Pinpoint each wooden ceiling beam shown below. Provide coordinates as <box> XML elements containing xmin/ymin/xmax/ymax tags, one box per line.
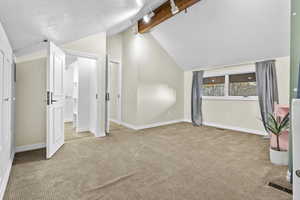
<box><xmin>138</xmin><ymin>0</ymin><xmax>201</xmax><ymax>33</ymax></box>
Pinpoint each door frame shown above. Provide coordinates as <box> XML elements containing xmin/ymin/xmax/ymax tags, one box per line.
<box><xmin>63</xmin><ymin>48</ymin><xmax>104</xmax><ymax>138</ymax></box>
<box><xmin>109</xmin><ymin>60</ymin><xmax>122</xmax><ymax>124</ymax></box>
<box><xmin>64</xmin><ymin>49</ymin><xmax>99</xmax><ymax>60</ymax></box>
<box><xmin>105</xmin><ymin>55</ymin><xmax>122</xmax><ymax>135</ymax></box>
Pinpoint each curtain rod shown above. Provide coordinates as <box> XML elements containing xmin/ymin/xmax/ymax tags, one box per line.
<box><xmin>191</xmin><ymin>57</ymin><xmax>279</xmax><ymax>72</ymax></box>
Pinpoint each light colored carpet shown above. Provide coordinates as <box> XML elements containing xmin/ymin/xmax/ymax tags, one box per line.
<box><xmin>4</xmin><ymin>122</ymin><xmax>292</xmax><ymax>200</ymax></box>
<box><xmin>64</xmin><ymin>122</ymin><xmax>94</xmax><ymax>142</ymax></box>
<box><xmin>109</xmin><ymin>121</ymin><xmax>124</xmax><ymax>132</ymax></box>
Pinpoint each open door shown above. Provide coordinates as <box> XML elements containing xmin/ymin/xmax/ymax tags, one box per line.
<box><xmin>104</xmin><ymin>55</ymin><xmax>110</xmax><ymax>135</ymax></box>
<box><xmin>46</xmin><ymin>42</ymin><xmax>65</xmax><ymax>159</ymax></box>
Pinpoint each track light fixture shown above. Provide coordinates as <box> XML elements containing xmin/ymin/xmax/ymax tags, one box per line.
<box><xmin>170</xmin><ymin>0</ymin><xmax>179</xmax><ymax>15</ymax></box>
<box><xmin>143</xmin><ymin>11</ymin><xmax>155</xmax><ymax>24</ymax></box>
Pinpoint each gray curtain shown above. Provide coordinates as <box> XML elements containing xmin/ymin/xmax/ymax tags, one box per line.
<box><xmin>255</xmin><ymin>60</ymin><xmax>279</xmax><ymax>131</ymax></box>
<box><xmin>191</xmin><ymin>71</ymin><xmax>204</xmax><ymax>126</ymax></box>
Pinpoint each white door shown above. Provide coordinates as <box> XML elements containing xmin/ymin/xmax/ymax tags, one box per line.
<box><xmin>105</xmin><ymin>55</ymin><xmax>110</xmax><ymax>134</ymax></box>
<box><xmin>109</xmin><ymin>62</ymin><xmax>121</xmax><ymax>123</ymax></box>
<box><xmin>293</xmin><ymin>99</ymin><xmax>300</xmax><ymax>199</ymax></box>
<box><xmin>47</xmin><ymin>42</ymin><xmax>65</xmax><ymax>159</ymax></box>
<box><xmin>2</xmin><ymin>55</ymin><xmax>12</xmax><ymax>158</ymax></box>
<box><xmin>0</xmin><ymin>50</ymin><xmax>4</xmax><ymax>178</ymax></box>
<box><xmin>0</xmin><ymin>49</ymin><xmax>13</xmax><ymax>176</ymax></box>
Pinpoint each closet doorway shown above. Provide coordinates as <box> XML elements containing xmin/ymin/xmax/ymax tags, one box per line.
<box><xmin>64</xmin><ymin>51</ymin><xmax>98</xmax><ymax>142</ymax></box>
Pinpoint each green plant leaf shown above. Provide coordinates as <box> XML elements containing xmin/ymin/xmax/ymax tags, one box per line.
<box><xmin>278</xmin><ymin>113</ymin><xmax>290</xmax><ymax>131</ymax></box>
<box><xmin>265</xmin><ymin>112</ymin><xmax>290</xmax><ymax>135</ymax></box>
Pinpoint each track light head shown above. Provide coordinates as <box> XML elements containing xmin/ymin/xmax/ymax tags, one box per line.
<box><xmin>143</xmin><ymin>11</ymin><xmax>155</xmax><ymax>23</ymax></box>
<box><xmin>170</xmin><ymin>0</ymin><xmax>179</xmax><ymax>15</ymax></box>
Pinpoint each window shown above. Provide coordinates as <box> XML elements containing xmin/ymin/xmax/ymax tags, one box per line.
<box><xmin>229</xmin><ymin>73</ymin><xmax>257</xmax><ymax>97</ymax></box>
<box><xmin>203</xmin><ymin>76</ymin><xmax>225</xmax><ymax>96</ymax></box>
<box><xmin>202</xmin><ymin>72</ymin><xmax>258</xmax><ymax>99</ymax></box>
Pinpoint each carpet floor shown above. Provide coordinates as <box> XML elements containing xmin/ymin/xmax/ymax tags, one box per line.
<box><xmin>4</xmin><ymin>123</ymin><xmax>292</xmax><ymax>200</ymax></box>
<box><xmin>64</xmin><ymin>122</ymin><xmax>94</xmax><ymax>142</ymax></box>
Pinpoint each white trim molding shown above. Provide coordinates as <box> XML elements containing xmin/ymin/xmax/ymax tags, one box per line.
<box><xmin>120</xmin><ymin>119</ymin><xmax>185</xmax><ymax>131</ymax></box>
<box><xmin>15</xmin><ymin>143</ymin><xmax>46</xmax><ymax>153</ymax></box>
<box><xmin>109</xmin><ymin>118</ymin><xmax>121</xmax><ymax>125</ymax></box>
<box><xmin>64</xmin><ymin>49</ymin><xmax>99</xmax><ymax>60</ymax></box>
<box><xmin>76</xmin><ymin>128</ymin><xmax>90</xmax><ymax>133</ymax></box>
<box><xmin>120</xmin><ymin>122</ymin><xmax>138</xmax><ymax>130</ymax></box>
<box><xmin>117</xmin><ymin>119</ymin><xmax>266</xmax><ymax>136</ymax></box>
<box><xmin>0</xmin><ymin>156</ymin><xmax>14</xmax><ymax>200</ymax></box>
<box><xmin>203</xmin><ymin>122</ymin><xmax>267</xmax><ymax>136</ymax></box>
<box><xmin>184</xmin><ymin>119</ymin><xmax>267</xmax><ymax>136</ymax></box>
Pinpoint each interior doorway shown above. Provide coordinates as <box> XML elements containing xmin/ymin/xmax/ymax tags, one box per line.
<box><xmin>46</xmin><ymin>42</ymin><xmax>101</xmax><ymax>159</ymax></box>
<box><xmin>63</xmin><ymin>54</ymin><xmax>97</xmax><ymax>142</ymax></box>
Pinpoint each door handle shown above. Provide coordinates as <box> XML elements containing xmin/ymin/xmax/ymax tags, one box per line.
<box><xmin>296</xmin><ymin>170</ymin><xmax>300</xmax><ymax>178</ymax></box>
<box><xmin>50</xmin><ymin>92</ymin><xmax>58</xmax><ymax>104</ymax></box>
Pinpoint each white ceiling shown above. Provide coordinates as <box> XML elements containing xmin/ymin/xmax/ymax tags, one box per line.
<box><xmin>151</xmin><ymin>0</ymin><xmax>290</xmax><ymax>70</ymax></box>
<box><xmin>0</xmin><ymin>0</ymin><xmax>166</xmax><ymax>56</ymax></box>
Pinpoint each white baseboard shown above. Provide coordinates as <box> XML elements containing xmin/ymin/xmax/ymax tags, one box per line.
<box><xmin>95</xmin><ymin>133</ymin><xmax>106</xmax><ymax>138</ymax></box>
<box><xmin>202</xmin><ymin>122</ymin><xmax>267</xmax><ymax>136</ymax></box>
<box><xmin>287</xmin><ymin>170</ymin><xmax>291</xmax><ymax>183</ymax></box>
<box><xmin>119</xmin><ymin>122</ymin><xmax>139</xmax><ymax>130</ymax></box>
<box><xmin>0</xmin><ymin>155</ymin><xmax>14</xmax><ymax>200</ymax></box>
<box><xmin>109</xmin><ymin>118</ymin><xmax>121</xmax><ymax>124</ymax></box>
<box><xmin>15</xmin><ymin>143</ymin><xmax>46</xmax><ymax>153</ymax></box>
<box><xmin>183</xmin><ymin>119</ymin><xmax>267</xmax><ymax>136</ymax></box>
<box><xmin>76</xmin><ymin>128</ymin><xmax>90</xmax><ymax>133</ymax></box>
<box><xmin>120</xmin><ymin>119</ymin><xmax>185</xmax><ymax>130</ymax></box>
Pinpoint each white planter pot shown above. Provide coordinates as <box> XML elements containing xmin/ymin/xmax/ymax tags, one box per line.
<box><xmin>269</xmin><ymin>148</ymin><xmax>288</xmax><ymax>166</ymax></box>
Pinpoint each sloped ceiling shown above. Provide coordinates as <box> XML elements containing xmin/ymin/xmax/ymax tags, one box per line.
<box><xmin>151</xmin><ymin>0</ymin><xmax>290</xmax><ymax>70</ymax></box>
<box><xmin>0</xmin><ymin>0</ymin><xmax>166</xmax><ymax>56</ymax></box>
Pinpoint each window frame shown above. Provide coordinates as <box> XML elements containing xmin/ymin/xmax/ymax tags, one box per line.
<box><xmin>202</xmin><ymin>71</ymin><xmax>258</xmax><ymax>101</ymax></box>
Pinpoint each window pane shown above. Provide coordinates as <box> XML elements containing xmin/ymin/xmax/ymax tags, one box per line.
<box><xmin>203</xmin><ymin>76</ymin><xmax>225</xmax><ymax>96</ymax></box>
<box><xmin>229</xmin><ymin>73</ymin><xmax>257</xmax><ymax>96</ymax></box>
<box><xmin>203</xmin><ymin>84</ymin><xmax>225</xmax><ymax>96</ymax></box>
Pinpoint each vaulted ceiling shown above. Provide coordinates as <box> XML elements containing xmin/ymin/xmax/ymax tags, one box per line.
<box><xmin>151</xmin><ymin>0</ymin><xmax>290</xmax><ymax>70</ymax></box>
<box><xmin>0</xmin><ymin>0</ymin><xmax>166</xmax><ymax>56</ymax></box>
<box><xmin>0</xmin><ymin>0</ymin><xmax>290</xmax><ymax>65</ymax></box>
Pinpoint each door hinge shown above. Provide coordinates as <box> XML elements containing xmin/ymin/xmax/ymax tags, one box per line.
<box><xmin>47</xmin><ymin>91</ymin><xmax>50</xmax><ymax>105</ymax></box>
<box><xmin>105</xmin><ymin>93</ymin><xmax>110</xmax><ymax>101</ymax></box>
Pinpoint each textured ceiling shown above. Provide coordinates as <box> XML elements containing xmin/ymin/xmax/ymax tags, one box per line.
<box><xmin>151</xmin><ymin>0</ymin><xmax>290</xmax><ymax>70</ymax></box>
<box><xmin>0</xmin><ymin>0</ymin><xmax>166</xmax><ymax>56</ymax></box>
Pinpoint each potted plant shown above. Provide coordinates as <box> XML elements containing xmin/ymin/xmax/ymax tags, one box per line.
<box><xmin>265</xmin><ymin>112</ymin><xmax>290</xmax><ymax>165</ymax></box>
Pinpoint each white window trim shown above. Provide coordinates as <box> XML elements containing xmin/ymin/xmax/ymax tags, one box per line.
<box><xmin>203</xmin><ymin>71</ymin><xmax>257</xmax><ymax>101</ymax></box>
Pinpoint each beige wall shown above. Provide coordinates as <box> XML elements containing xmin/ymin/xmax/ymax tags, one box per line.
<box><xmin>107</xmin><ymin>34</ymin><xmax>122</xmax><ymax>62</ymax></box>
<box><xmin>184</xmin><ymin>56</ymin><xmax>290</xmax><ymax>134</ymax></box>
<box><xmin>63</xmin><ymin>33</ymin><xmax>107</xmax><ymax>56</ymax></box>
<box><xmin>15</xmin><ymin>33</ymin><xmax>107</xmax><ymax>148</ymax></box>
<box><xmin>121</xmin><ymin>28</ymin><xmax>184</xmax><ymax>126</ymax></box>
<box><xmin>16</xmin><ymin>58</ymin><xmax>47</xmax><ymax>147</ymax></box>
